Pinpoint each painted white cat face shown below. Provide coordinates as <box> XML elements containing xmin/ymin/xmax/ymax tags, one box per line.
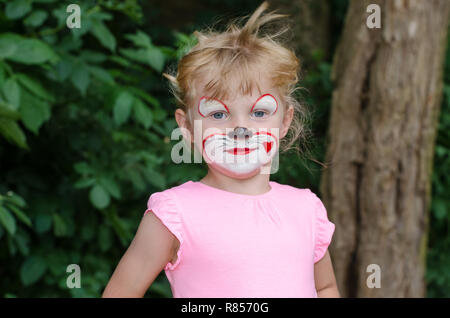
<box><xmin>201</xmin><ymin>129</ymin><xmax>279</xmax><ymax>178</ymax></box>
<box><xmin>196</xmin><ymin>94</ymin><xmax>280</xmax><ymax>178</ymax></box>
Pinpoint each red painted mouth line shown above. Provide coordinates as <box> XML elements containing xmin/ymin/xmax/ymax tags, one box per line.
<box><xmin>226</xmin><ymin>148</ymin><xmax>256</xmax><ymax>155</ymax></box>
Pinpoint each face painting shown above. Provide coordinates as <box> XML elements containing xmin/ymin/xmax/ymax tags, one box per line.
<box><xmin>250</xmin><ymin>94</ymin><xmax>278</xmax><ymax>116</ymax></box>
<box><xmin>198</xmin><ymin>96</ymin><xmax>230</xmax><ymax>117</ymax></box>
<box><xmin>198</xmin><ymin>94</ymin><xmax>279</xmax><ymax>178</ymax></box>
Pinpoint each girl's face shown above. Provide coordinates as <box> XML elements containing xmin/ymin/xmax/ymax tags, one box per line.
<box><xmin>178</xmin><ymin>76</ymin><xmax>294</xmax><ymax>179</ymax></box>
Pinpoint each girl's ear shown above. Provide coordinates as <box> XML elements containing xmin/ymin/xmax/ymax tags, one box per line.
<box><xmin>175</xmin><ymin>108</ymin><xmax>194</xmax><ymax>143</ymax></box>
<box><xmin>280</xmin><ymin>105</ymin><xmax>294</xmax><ymax>139</ymax></box>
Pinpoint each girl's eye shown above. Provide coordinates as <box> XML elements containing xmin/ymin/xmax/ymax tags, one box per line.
<box><xmin>253</xmin><ymin>110</ymin><xmax>268</xmax><ymax>118</ymax></box>
<box><xmin>211</xmin><ymin>112</ymin><xmax>227</xmax><ymax>119</ymax></box>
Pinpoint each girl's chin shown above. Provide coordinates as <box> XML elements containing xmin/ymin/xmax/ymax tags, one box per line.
<box><xmin>206</xmin><ymin>162</ymin><xmax>269</xmax><ymax>179</ymax></box>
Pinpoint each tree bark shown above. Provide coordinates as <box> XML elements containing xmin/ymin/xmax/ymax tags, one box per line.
<box><xmin>321</xmin><ymin>0</ymin><xmax>450</xmax><ymax>297</ymax></box>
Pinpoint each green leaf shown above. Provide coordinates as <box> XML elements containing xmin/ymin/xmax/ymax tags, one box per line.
<box><xmin>120</xmin><ymin>48</ymin><xmax>148</xmax><ymax>64</ymax></box>
<box><xmin>143</xmin><ymin>169</ymin><xmax>166</xmax><ymax>190</ymax></box>
<box><xmin>0</xmin><ymin>118</ymin><xmax>28</xmax><ymax>149</ymax></box>
<box><xmin>133</xmin><ymin>99</ymin><xmax>153</xmax><ymax>129</ymax></box>
<box><xmin>153</xmin><ymin>108</ymin><xmax>167</xmax><ymax>121</ymax></box>
<box><xmin>52</xmin><ymin>213</ymin><xmax>67</xmax><ymax>237</ymax></box>
<box><xmin>0</xmin><ymin>34</ymin><xmax>19</xmax><ymax>58</ymax></box>
<box><xmin>107</xmin><ymin>210</ymin><xmax>130</xmax><ymax>245</ymax></box>
<box><xmin>70</xmin><ymin>65</ymin><xmax>90</xmax><ymax>96</ymax></box>
<box><xmin>159</xmin><ymin>46</ymin><xmax>176</xmax><ymax>59</ymax></box>
<box><xmin>55</xmin><ymin>59</ymin><xmax>73</xmax><ymax>82</ymax></box>
<box><xmin>19</xmin><ymin>96</ymin><xmax>51</xmax><ymax>134</ymax></box>
<box><xmin>109</xmin><ymin>55</ymin><xmax>132</xmax><ymax>68</ymax></box>
<box><xmin>0</xmin><ymin>102</ymin><xmax>20</xmax><ymax>119</ymax></box>
<box><xmin>14</xmin><ymin>231</ymin><xmax>30</xmax><ymax>256</ymax></box>
<box><xmin>111</xmin><ymin>131</ymin><xmax>135</xmax><ymax>143</ymax></box>
<box><xmin>5</xmin><ymin>204</ymin><xmax>32</xmax><ymax>227</ymax></box>
<box><xmin>0</xmin><ymin>206</ymin><xmax>16</xmax><ymax>235</ymax></box>
<box><xmin>24</xmin><ymin>10</ymin><xmax>48</xmax><ymax>27</ymax></box>
<box><xmin>128</xmin><ymin>169</ymin><xmax>146</xmax><ymax>191</ymax></box>
<box><xmin>6</xmin><ymin>38</ymin><xmax>58</xmax><ymax>65</ymax></box>
<box><xmin>147</xmin><ymin>47</ymin><xmax>165</xmax><ymax>73</ymax></box>
<box><xmin>80</xmin><ymin>50</ymin><xmax>107</xmax><ymax>63</ymax></box>
<box><xmin>113</xmin><ymin>91</ymin><xmax>134</xmax><ymax>126</ymax></box>
<box><xmin>120</xmin><ymin>47</ymin><xmax>165</xmax><ymax>72</ymax></box>
<box><xmin>20</xmin><ymin>256</ymin><xmax>47</xmax><ymax>286</ymax></box>
<box><xmin>99</xmin><ymin>177</ymin><xmax>121</xmax><ymax>199</ymax></box>
<box><xmin>3</xmin><ymin>78</ymin><xmax>21</xmax><ymax>109</ymax></box>
<box><xmin>73</xmin><ymin>178</ymin><xmax>96</xmax><ymax>189</ymax></box>
<box><xmin>91</xmin><ymin>11</ymin><xmax>113</xmax><ymax>22</ymax></box>
<box><xmin>89</xmin><ymin>185</ymin><xmax>110</xmax><ymax>209</ymax></box>
<box><xmin>129</xmin><ymin>87</ymin><xmax>160</xmax><ymax>108</ymax></box>
<box><xmin>5</xmin><ymin>191</ymin><xmax>26</xmax><ymax>208</ymax></box>
<box><xmin>16</xmin><ymin>73</ymin><xmax>54</xmax><ymax>102</ymax></box>
<box><xmin>7</xmin><ymin>234</ymin><xmax>17</xmax><ymax>255</ymax></box>
<box><xmin>73</xmin><ymin>162</ymin><xmax>93</xmax><ymax>175</ymax></box>
<box><xmin>6</xmin><ymin>0</ymin><xmax>32</xmax><ymax>20</ymax></box>
<box><xmin>88</xmin><ymin>66</ymin><xmax>114</xmax><ymax>85</ymax></box>
<box><xmin>90</xmin><ymin>20</ymin><xmax>116</xmax><ymax>52</ymax></box>
<box><xmin>125</xmin><ymin>30</ymin><xmax>152</xmax><ymax>48</ymax></box>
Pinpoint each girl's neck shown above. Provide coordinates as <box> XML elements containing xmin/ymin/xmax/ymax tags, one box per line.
<box><xmin>199</xmin><ymin>168</ymin><xmax>272</xmax><ymax>196</ymax></box>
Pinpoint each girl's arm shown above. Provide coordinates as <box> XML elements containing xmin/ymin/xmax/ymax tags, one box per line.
<box><xmin>102</xmin><ymin>211</ymin><xmax>177</xmax><ymax>297</ymax></box>
<box><xmin>314</xmin><ymin>250</ymin><xmax>341</xmax><ymax>298</ymax></box>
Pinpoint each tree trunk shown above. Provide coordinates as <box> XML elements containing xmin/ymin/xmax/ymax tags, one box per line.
<box><xmin>320</xmin><ymin>0</ymin><xmax>450</xmax><ymax>297</ymax></box>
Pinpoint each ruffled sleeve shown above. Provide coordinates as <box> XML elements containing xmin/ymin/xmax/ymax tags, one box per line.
<box><xmin>144</xmin><ymin>190</ymin><xmax>183</xmax><ymax>271</ymax></box>
<box><xmin>313</xmin><ymin>194</ymin><xmax>335</xmax><ymax>264</ymax></box>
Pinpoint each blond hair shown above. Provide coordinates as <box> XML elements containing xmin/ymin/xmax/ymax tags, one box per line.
<box><xmin>162</xmin><ymin>1</ymin><xmax>309</xmax><ymax>154</ymax></box>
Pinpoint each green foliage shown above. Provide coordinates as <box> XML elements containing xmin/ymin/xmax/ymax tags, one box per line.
<box><xmin>0</xmin><ymin>0</ymin><xmax>204</xmax><ymax>298</ymax></box>
<box><xmin>425</xmin><ymin>27</ymin><xmax>450</xmax><ymax>298</ymax></box>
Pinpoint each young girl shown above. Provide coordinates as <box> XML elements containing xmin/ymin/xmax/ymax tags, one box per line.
<box><xmin>102</xmin><ymin>1</ymin><xmax>339</xmax><ymax>298</ymax></box>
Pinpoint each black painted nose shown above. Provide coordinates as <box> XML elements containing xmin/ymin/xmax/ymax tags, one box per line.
<box><xmin>228</xmin><ymin>127</ymin><xmax>253</xmax><ymax>139</ymax></box>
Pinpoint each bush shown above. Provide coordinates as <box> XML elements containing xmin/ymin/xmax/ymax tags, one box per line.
<box><xmin>0</xmin><ymin>0</ymin><xmax>204</xmax><ymax>297</ymax></box>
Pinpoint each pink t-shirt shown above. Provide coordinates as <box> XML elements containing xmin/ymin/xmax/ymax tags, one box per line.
<box><xmin>144</xmin><ymin>180</ymin><xmax>335</xmax><ymax>298</ymax></box>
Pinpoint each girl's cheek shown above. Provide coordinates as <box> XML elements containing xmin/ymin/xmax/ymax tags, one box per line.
<box><xmin>200</xmin><ymin>120</ymin><xmax>215</xmax><ymax>131</ymax></box>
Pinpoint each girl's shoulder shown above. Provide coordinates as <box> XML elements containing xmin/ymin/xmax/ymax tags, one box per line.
<box><xmin>150</xmin><ymin>180</ymin><xmax>197</xmax><ymax>196</ymax></box>
<box><xmin>146</xmin><ymin>180</ymin><xmax>206</xmax><ymax>208</ymax></box>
